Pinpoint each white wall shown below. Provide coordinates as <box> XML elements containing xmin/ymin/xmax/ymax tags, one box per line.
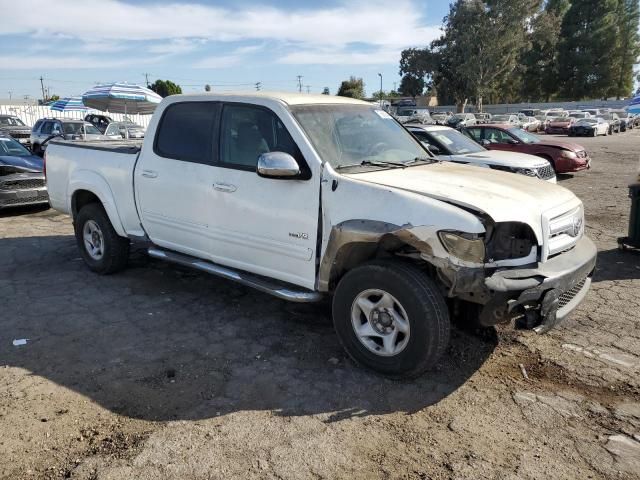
<box><xmin>0</xmin><ymin>104</ymin><xmax>152</xmax><ymax>128</ymax></box>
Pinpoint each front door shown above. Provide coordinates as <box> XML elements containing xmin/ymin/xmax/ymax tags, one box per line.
<box><xmin>135</xmin><ymin>101</ymin><xmax>219</xmax><ymax>260</ymax></box>
<box><xmin>207</xmin><ymin>102</ymin><xmax>320</xmax><ymax>289</ymax></box>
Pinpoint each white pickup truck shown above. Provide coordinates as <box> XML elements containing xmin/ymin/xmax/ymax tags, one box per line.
<box><xmin>45</xmin><ymin>93</ymin><xmax>597</xmax><ymax>378</ymax></box>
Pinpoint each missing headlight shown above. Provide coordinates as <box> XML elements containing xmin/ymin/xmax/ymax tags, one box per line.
<box><xmin>486</xmin><ymin>222</ymin><xmax>537</xmax><ymax>261</ymax></box>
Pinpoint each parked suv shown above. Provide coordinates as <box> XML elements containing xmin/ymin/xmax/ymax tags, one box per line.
<box><xmin>0</xmin><ymin>115</ymin><xmax>32</xmax><ymax>147</ymax></box>
<box><xmin>31</xmin><ymin>118</ymin><xmax>107</xmax><ymax>155</ymax></box>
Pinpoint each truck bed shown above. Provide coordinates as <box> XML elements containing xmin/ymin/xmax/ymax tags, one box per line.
<box><xmin>45</xmin><ymin>139</ymin><xmax>145</xmax><ymax>237</ymax></box>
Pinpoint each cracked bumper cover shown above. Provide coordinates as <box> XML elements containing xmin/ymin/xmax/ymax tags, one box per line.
<box><xmin>483</xmin><ymin>236</ymin><xmax>597</xmax><ymax>333</ymax></box>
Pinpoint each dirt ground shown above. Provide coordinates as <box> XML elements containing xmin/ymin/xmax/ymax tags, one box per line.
<box><xmin>1</xmin><ymin>131</ymin><xmax>639</xmax><ymax>480</ymax></box>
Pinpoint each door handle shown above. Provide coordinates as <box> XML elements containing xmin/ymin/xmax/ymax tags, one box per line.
<box><xmin>213</xmin><ymin>183</ymin><xmax>237</xmax><ymax>193</ymax></box>
<box><xmin>141</xmin><ymin>170</ymin><xmax>158</xmax><ymax>178</ymax></box>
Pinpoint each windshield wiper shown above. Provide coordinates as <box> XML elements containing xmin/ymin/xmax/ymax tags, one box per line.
<box><xmin>335</xmin><ymin>159</ymin><xmax>408</xmax><ymax>170</ymax></box>
<box><xmin>407</xmin><ymin>156</ymin><xmax>439</xmax><ymax>165</ymax></box>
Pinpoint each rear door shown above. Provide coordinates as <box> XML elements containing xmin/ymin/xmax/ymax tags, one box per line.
<box><xmin>206</xmin><ymin>102</ymin><xmax>320</xmax><ymax>289</ymax></box>
<box><xmin>135</xmin><ymin>101</ymin><xmax>220</xmax><ymax>259</ymax></box>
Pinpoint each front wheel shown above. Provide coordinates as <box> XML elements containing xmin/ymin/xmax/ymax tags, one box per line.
<box><xmin>332</xmin><ymin>260</ymin><xmax>450</xmax><ymax>378</ymax></box>
<box><xmin>74</xmin><ymin>203</ymin><xmax>130</xmax><ymax>274</ymax></box>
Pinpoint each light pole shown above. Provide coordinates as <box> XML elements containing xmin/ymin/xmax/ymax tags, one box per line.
<box><xmin>378</xmin><ymin>73</ymin><xmax>383</xmax><ymax>107</ymax></box>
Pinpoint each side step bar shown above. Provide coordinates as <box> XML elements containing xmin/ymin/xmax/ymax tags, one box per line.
<box><xmin>147</xmin><ymin>247</ymin><xmax>324</xmax><ymax>303</ymax></box>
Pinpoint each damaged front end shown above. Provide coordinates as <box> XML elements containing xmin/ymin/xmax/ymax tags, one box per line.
<box><xmin>426</xmin><ymin>219</ymin><xmax>596</xmax><ymax>333</ymax></box>
<box><xmin>0</xmin><ymin>165</ymin><xmax>48</xmax><ymax>209</ymax></box>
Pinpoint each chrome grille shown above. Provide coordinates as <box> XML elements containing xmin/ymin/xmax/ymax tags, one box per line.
<box><xmin>9</xmin><ymin>132</ymin><xmax>30</xmax><ymax>139</ymax></box>
<box><xmin>1</xmin><ymin>178</ymin><xmax>45</xmax><ymax>190</ymax></box>
<box><xmin>558</xmin><ymin>277</ymin><xmax>587</xmax><ymax>309</ymax></box>
<box><xmin>536</xmin><ymin>164</ymin><xmax>555</xmax><ymax>180</ymax></box>
<box><xmin>547</xmin><ymin>205</ymin><xmax>584</xmax><ymax>257</ymax></box>
<box><xmin>1</xmin><ymin>194</ymin><xmax>48</xmax><ymax>205</ymax></box>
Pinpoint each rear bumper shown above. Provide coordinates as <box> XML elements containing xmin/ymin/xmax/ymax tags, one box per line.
<box><xmin>483</xmin><ymin>236</ymin><xmax>597</xmax><ymax>333</ymax></box>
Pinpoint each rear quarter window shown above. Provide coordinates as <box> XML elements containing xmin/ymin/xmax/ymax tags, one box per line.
<box><xmin>154</xmin><ymin>102</ymin><xmax>218</xmax><ymax>164</ymax></box>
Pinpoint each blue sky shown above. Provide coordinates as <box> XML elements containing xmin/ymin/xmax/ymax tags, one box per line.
<box><xmin>0</xmin><ymin>0</ymin><xmax>450</xmax><ymax>100</ymax></box>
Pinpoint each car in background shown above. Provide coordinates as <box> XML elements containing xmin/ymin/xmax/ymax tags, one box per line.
<box><xmin>521</xmin><ymin>116</ymin><xmax>540</xmax><ymax>132</ymax></box>
<box><xmin>475</xmin><ymin>112</ymin><xmax>492</xmax><ymax>124</ymax></box>
<box><xmin>84</xmin><ymin>114</ymin><xmax>114</xmax><ymax>133</ymax></box>
<box><xmin>546</xmin><ymin>116</ymin><xmax>575</xmax><ymax>135</ymax></box>
<box><xmin>569</xmin><ymin>112</ymin><xmax>592</xmax><ymax>120</ymax></box>
<box><xmin>610</xmin><ymin>110</ymin><xmax>635</xmax><ymax>131</ymax></box>
<box><xmin>543</xmin><ymin>109</ymin><xmax>567</xmax><ymax>119</ymax></box>
<box><xmin>534</xmin><ymin>115</ymin><xmax>550</xmax><ymax>132</ymax></box>
<box><xmin>0</xmin><ymin>133</ymin><xmax>48</xmax><ymax>209</ymax></box>
<box><xmin>462</xmin><ymin>124</ymin><xmax>590</xmax><ymax>173</ymax></box>
<box><xmin>406</xmin><ymin>123</ymin><xmax>556</xmax><ymax>182</ymax></box>
<box><xmin>489</xmin><ymin>114</ymin><xmax>519</xmax><ymax>126</ymax></box>
<box><xmin>104</xmin><ymin>121</ymin><xmax>146</xmax><ymax>139</ymax></box>
<box><xmin>519</xmin><ymin>108</ymin><xmax>541</xmax><ymax>117</ymax></box>
<box><xmin>446</xmin><ymin>113</ymin><xmax>477</xmax><ymax>129</ymax></box>
<box><xmin>392</xmin><ymin>98</ymin><xmax>416</xmax><ymax>107</ymax></box>
<box><xmin>394</xmin><ymin>107</ymin><xmax>433</xmax><ymax>124</ymax></box>
<box><xmin>431</xmin><ymin>112</ymin><xmax>452</xmax><ymax>125</ymax></box>
<box><xmin>30</xmin><ymin>118</ymin><xmax>109</xmax><ymax>155</ymax></box>
<box><xmin>0</xmin><ymin>115</ymin><xmax>32</xmax><ymax>147</ymax></box>
<box><xmin>568</xmin><ymin>118</ymin><xmax>610</xmax><ymax>137</ymax></box>
<box><xmin>599</xmin><ymin>113</ymin><xmax>621</xmax><ymax>134</ymax></box>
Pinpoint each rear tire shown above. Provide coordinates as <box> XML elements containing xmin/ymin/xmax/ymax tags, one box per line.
<box><xmin>332</xmin><ymin>260</ymin><xmax>450</xmax><ymax>379</ymax></box>
<box><xmin>74</xmin><ymin>203</ymin><xmax>130</xmax><ymax>274</ymax></box>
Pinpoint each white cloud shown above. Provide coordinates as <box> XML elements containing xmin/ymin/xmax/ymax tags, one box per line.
<box><xmin>148</xmin><ymin>38</ymin><xmax>203</xmax><ymax>55</ymax></box>
<box><xmin>0</xmin><ymin>0</ymin><xmax>439</xmax><ymax>49</ymax></box>
<box><xmin>278</xmin><ymin>49</ymin><xmax>400</xmax><ymax>65</ymax></box>
<box><xmin>193</xmin><ymin>55</ymin><xmax>243</xmax><ymax>69</ymax></box>
<box><xmin>0</xmin><ymin>54</ymin><xmax>160</xmax><ymax>70</ymax></box>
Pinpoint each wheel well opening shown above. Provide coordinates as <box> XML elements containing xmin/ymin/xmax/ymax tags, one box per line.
<box><xmin>72</xmin><ymin>190</ymin><xmax>102</xmax><ymax>220</ymax></box>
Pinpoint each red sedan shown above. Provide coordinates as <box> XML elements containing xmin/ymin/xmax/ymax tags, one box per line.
<box><xmin>462</xmin><ymin>124</ymin><xmax>590</xmax><ymax>174</ymax></box>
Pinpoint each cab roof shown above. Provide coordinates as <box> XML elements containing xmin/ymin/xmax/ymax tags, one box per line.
<box><xmin>167</xmin><ymin>91</ymin><xmax>371</xmax><ymax>107</ymax></box>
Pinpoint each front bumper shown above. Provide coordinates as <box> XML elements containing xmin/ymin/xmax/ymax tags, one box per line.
<box><xmin>0</xmin><ymin>173</ymin><xmax>49</xmax><ymax>208</ymax></box>
<box><xmin>483</xmin><ymin>236</ymin><xmax>597</xmax><ymax>333</ymax></box>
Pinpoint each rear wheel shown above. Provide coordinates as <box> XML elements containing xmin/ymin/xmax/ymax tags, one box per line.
<box><xmin>74</xmin><ymin>203</ymin><xmax>130</xmax><ymax>274</ymax></box>
<box><xmin>332</xmin><ymin>260</ymin><xmax>450</xmax><ymax>378</ymax></box>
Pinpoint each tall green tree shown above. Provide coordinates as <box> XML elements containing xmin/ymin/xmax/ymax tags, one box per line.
<box><xmin>558</xmin><ymin>0</ymin><xmax>619</xmax><ymax>99</ymax></box>
<box><xmin>336</xmin><ymin>77</ymin><xmax>365</xmax><ymax>99</ymax></box>
<box><xmin>520</xmin><ymin>0</ymin><xmax>570</xmax><ymax>102</ymax></box>
<box><xmin>149</xmin><ymin>79</ymin><xmax>183</xmax><ymax>97</ymax></box>
<box><xmin>399</xmin><ymin>75</ymin><xmax>425</xmax><ymax>98</ymax></box>
<box><xmin>612</xmin><ymin>0</ymin><xmax>640</xmax><ymax>98</ymax></box>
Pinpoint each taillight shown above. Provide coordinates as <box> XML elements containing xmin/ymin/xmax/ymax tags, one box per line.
<box><xmin>43</xmin><ymin>151</ymin><xmax>47</xmax><ymax>179</ymax></box>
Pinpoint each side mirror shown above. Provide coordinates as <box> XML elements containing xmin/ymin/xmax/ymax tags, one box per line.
<box><xmin>421</xmin><ymin>142</ymin><xmax>440</xmax><ymax>155</ymax></box>
<box><xmin>480</xmin><ymin>139</ymin><xmax>491</xmax><ymax>146</ymax></box>
<box><xmin>257</xmin><ymin>152</ymin><xmax>301</xmax><ymax>179</ymax></box>
<box><xmin>507</xmin><ymin>138</ymin><xmax>519</xmax><ymax>145</ymax></box>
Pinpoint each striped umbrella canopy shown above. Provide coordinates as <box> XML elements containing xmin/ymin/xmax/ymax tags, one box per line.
<box><xmin>627</xmin><ymin>93</ymin><xmax>640</xmax><ymax>114</ymax></box>
<box><xmin>50</xmin><ymin>96</ymin><xmax>88</xmax><ymax>112</ymax></box>
<box><xmin>82</xmin><ymin>82</ymin><xmax>162</xmax><ymax>115</ymax></box>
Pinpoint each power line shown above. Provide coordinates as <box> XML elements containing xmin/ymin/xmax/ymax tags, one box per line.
<box><xmin>296</xmin><ymin>75</ymin><xmax>303</xmax><ymax>93</ymax></box>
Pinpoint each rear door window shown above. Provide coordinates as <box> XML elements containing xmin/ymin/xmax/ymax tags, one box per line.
<box><xmin>41</xmin><ymin>121</ymin><xmax>53</xmax><ymax>134</ymax></box>
<box><xmin>154</xmin><ymin>102</ymin><xmax>219</xmax><ymax>164</ymax></box>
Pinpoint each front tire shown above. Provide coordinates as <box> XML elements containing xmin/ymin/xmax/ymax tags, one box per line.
<box><xmin>74</xmin><ymin>203</ymin><xmax>130</xmax><ymax>274</ymax></box>
<box><xmin>332</xmin><ymin>260</ymin><xmax>450</xmax><ymax>378</ymax></box>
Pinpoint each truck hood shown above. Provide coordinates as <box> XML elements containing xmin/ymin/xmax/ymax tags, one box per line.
<box><xmin>343</xmin><ymin>162</ymin><xmax>577</xmax><ymax>227</ymax></box>
<box><xmin>452</xmin><ymin>149</ymin><xmax>549</xmax><ymax>168</ymax></box>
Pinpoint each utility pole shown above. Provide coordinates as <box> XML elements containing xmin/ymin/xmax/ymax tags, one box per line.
<box><xmin>378</xmin><ymin>73</ymin><xmax>383</xmax><ymax>107</ymax></box>
<box><xmin>305</xmin><ymin>85</ymin><xmax>310</xmax><ymax>94</ymax></box>
<box><xmin>143</xmin><ymin>73</ymin><xmax>151</xmax><ymax>87</ymax></box>
<box><xmin>7</xmin><ymin>91</ymin><xmax>12</xmax><ymax>101</ymax></box>
<box><xmin>255</xmin><ymin>81</ymin><xmax>262</xmax><ymax>91</ymax></box>
<box><xmin>296</xmin><ymin>75</ymin><xmax>303</xmax><ymax>93</ymax></box>
<box><xmin>39</xmin><ymin>76</ymin><xmax>46</xmax><ymax>103</ymax></box>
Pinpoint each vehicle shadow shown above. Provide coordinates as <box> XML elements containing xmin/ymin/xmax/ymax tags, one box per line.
<box><xmin>0</xmin><ymin>235</ymin><xmax>497</xmax><ymax>422</ymax></box>
<box><xmin>593</xmin><ymin>247</ymin><xmax>640</xmax><ymax>282</ymax></box>
<box><xmin>0</xmin><ymin>204</ymin><xmax>50</xmax><ymax>218</ymax></box>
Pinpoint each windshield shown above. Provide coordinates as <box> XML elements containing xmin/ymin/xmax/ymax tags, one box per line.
<box><xmin>451</xmin><ymin>114</ymin><xmax>466</xmax><ymax>121</ymax></box>
<box><xmin>612</xmin><ymin>111</ymin><xmax>629</xmax><ymax>118</ymax></box>
<box><xmin>0</xmin><ymin>136</ymin><xmax>31</xmax><ymax>156</ymax></box>
<box><xmin>291</xmin><ymin>105</ymin><xmax>428</xmax><ymax>169</ymax></box>
<box><xmin>426</xmin><ymin>128</ymin><xmax>485</xmax><ymax>155</ymax></box>
<box><xmin>396</xmin><ymin>108</ymin><xmax>415</xmax><ymax>116</ymax></box>
<box><xmin>551</xmin><ymin>116</ymin><xmax>569</xmax><ymax>122</ymax></box>
<box><xmin>0</xmin><ymin>116</ymin><xmax>26</xmax><ymax>127</ymax></box>
<box><xmin>492</xmin><ymin>115</ymin><xmax>511</xmax><ymax>121</ymax></box>
<box><xmin>569</xmin><ymin>113</ymin><xmax>587</xmax><ymax>118</ymax></box>
<box><xmin>508</xmin><ymin>128</ymin><xmax>540</xmax><ymax>144</ymax></box>
<box><xmin>84</xmin><ymin>124</ymin><xmax>101</xmax><ymax>135</ymax></box>
<box><xmin>432</xmin><ymin>113</ymin><xmax>447</xmax><ymax>119</ymax></box>
<box><xmin>577</xmin><ymin>119</ymin><xmax>597</xmax><ymax>125</ymax></box>
<box><xmin>534</xmin><ymin>115</ymin><xmax>546</xmax><ymax>121</ymax></box>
